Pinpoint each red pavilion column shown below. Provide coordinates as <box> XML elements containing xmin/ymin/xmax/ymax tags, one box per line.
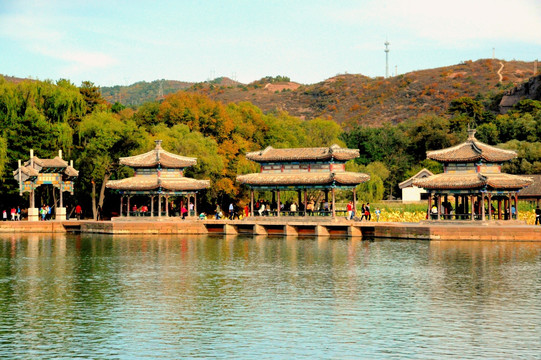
<box><xmin>277</xmin><ymin>190</ymin><xmax>281</xmax><ymax>217</ymax></box>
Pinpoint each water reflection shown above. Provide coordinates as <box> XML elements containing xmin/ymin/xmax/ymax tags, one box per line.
<box><xmin>0</xmin><ymin>234</ymin><xmax>539</xmax><ymax>359</ymax></box>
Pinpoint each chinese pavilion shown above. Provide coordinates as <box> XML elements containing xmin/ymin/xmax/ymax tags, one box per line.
<box><xmin>106</xmin><ymin>140</ymin><xmax>210</xmax><ymax>218</ymax></box>
<box><xmin>413</xmin><ymin>129</ymin><xmax>532</xmax><ymax>221</ymax></box>
<box><xmin>13</xmin><ymin>149</ymin><xmax>78</xmax><ymax>221</ymax></box>
<box><xmin>236</xmin><ymin>144</ymin><xmax>370</xmax><ymax>217</ymax></box>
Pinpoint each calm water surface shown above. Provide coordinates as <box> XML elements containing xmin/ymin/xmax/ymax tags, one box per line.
<box><xmin>0</xmin><ymin>234</ymin><xmax>539</xmax><ymax>359</ymax></box>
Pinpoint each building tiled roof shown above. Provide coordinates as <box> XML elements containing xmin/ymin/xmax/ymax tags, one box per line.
<box><xmin>412</xmin><ymin>172</ymin><xmax>532</xmax><ymax>190</ymax></box>
<box><xmin>106</xmin><ymin>175</ymin><xmax>210</xmax><ymax>191</ymax></box>
<box><xmin>120</xmin><ymin>140</ymin><xmax>197</xmax><ymax>168</ymax></box>
<box><xmin>398</xmin><ymin>168</ymin><xmax>434</xmax><ymax>189</ymax></box>
<box><xmin>246</xmin><ymin>144</ymin><xmax>359</xmax><ymax>162</ymax></box>
<box><xmin>517</xmin><ymin>175</ymin><xmax>541</xmax><ymax>197</ymax></box>
<box><xmin>427</xmin><ymin>130</ymin><xmax>517</xmax><ymax>163</ymax></box>
<box><xmin>236</xmin><ymin>171</ymin><xmax>370</xmax><ymax>186</ymax></box>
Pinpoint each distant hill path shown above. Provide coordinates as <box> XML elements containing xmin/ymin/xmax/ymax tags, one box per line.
<box><xmin>498</xmin><ymin>62</ymin><xmax>504</xmax><ymax>82</ymax></box>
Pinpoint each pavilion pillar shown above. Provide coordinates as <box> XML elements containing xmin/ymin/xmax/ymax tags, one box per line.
<box><xmin>158</xmin><ymin>194</ymin><xmax>162</xmax><ymax>217</ymax></box>
<box><xmin>127</xmin><ymin>196</ymin><xmax>131</xmax><ymax>217</ymax></box>
<box><xmin>272</xmin><ymin>191</ymin><xmax>276</xmax><ymax>213</ymax></box>
<box><xmin>487</xmin><ymin>194</ymin><xmax>492</xmax><ymax>220</ymax></box>
<box><xmin>454</xmin><ymin>195</ymin><xmax>458</xmax><ymax>220</ymax></box>
<box><xmin>120</xmin><ymin>196</ymin><xmax>124</xmax><ymax>217</ymax></box>
<box><xmin>437</xmin><ymin>195</ymin><xmax>441</xmax><ymax>220</ymax></box>
<box><xmin>481</xmin><ymin>193</ymin><xmax>486</xmax><ymax>221</ymax></box>
<box><xmin>428</xmin><ymin>193</ymin><xmax>433</xmax><ymax>219</ymax></box>
<box><xmin>508</xmin><ymin>194</ymin><xmax>512</xmax><ymax>220</ymax></box>
<box><xmin>277</xmin><ymin>190</ymin><xmax>281</xmax><ymax>217</ymax></box>
<box><xmin>353</xmin><ymin>187</ymin><xmax>357</xmax><ymax>217</ymax></box>
<box><xmin>165</xmin><ymin>195</ymin><xmax>169</xmax><ymax>217</ymax></box>
<box><xmin>59</xmin><ymin>185</ymin><xmax>63</xmax><ymax>208</ymax></box>
<box><xmin>443</xmin><ymin>194</ymin><xmax>448</xmax><ymax>219</ymax></box>
<box><xmin>514</xmin><ymin>193</ymin><xmax>518</xmax><ymax>220</ymax></box>
<box><xmin>498</xmin><ymin>198</ymin><xmax>502</xmax><ymax>220</ymax></box>
<box><xmin>470</xmin><ymin>194</ymin><xmax>475</xmax><ymax>221</ymax></box>
<box><xmin>297</xmin><ymin>190</ymin><xmax>302</xmax><ymax>212</ymax></box>
<box><xmin>331</xmin><ymin>188</ymin><xmax>336</xmax><ymax>217</ymax></box>
<box><xmin>250</xmin><ymin>189</ymin><xmax>254</xmax><ymax>217</ymax></box>
<box><xmin>303</xmin><ymin>189</ymin><xmax>308</xmax><ymax>217</ymax></box>
<box><xmin>194</xmin><ymin>193</ymin><xmax>198</xmax><ymax>216</ymax></box>
<box><xmin>150</xmin><ymin>196</ymin><xmax>154</xmax><ymax>217</ymax></box>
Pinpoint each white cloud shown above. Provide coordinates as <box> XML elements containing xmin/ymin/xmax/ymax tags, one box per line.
<box><xmin>328</xmin><ymin>0</ymin><xmax>541</xmax><ymax>46</ymax></box>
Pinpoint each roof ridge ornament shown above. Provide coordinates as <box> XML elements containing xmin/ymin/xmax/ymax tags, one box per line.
<box><xmin>467</xmin><ymin>128</ymin><xmax>477</xmax><ymax>141</ymax></box>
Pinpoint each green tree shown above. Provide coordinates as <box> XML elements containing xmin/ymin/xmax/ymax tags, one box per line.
<box><xmin>77</xmin><ymin>111</ymin><xmax>144</xmax><ymax>219</ymax></box>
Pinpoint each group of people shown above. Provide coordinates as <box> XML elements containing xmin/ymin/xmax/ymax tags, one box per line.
<box><xmin>2</xmin><ymin>207</ymin><xmax>21</xmax><ymax>221</ymax></box>
<box><xmin>346</xmin><ymin>202</ymin><xmax>379</xmax><ymax>221</ymax></box>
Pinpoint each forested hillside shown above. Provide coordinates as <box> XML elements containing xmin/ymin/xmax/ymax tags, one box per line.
<box><xmin>99</xmin><ymin>59</ymin><xmax>537</xmax><ymax>127</ymax></box>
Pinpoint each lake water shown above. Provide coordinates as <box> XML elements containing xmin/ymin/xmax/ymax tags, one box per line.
<box><xmin>0</xmin><ymin>234</ymin><xmax>539</xmax><ymax>359</ymax></box>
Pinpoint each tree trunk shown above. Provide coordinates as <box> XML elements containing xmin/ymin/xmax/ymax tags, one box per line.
<box><xmin>92</xmin><ymin>180</ymin><xmax>97</xmax><ymax>220</ymax></box>
<box><xmin>98</xmin><ymin>173</ymin><xmax>110</xmax><ymax>217</ymax></box>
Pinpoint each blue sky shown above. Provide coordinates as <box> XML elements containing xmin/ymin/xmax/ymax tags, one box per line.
<box><xmin>1</xmin><ymin>0</ymin><xmax>540</xmax><ymax>87</ymax></box>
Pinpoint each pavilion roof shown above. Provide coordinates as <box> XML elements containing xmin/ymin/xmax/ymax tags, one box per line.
<box><xmin>517</xmin><ymin>175</ymin><xmax>541</xmax><ymax>197</ymax></box>
<box><xmin>236</xmin><ymin>171</ymin><xmax>369</xmax><ymax>187</ymax></box>
<box><xmin>426</xmin><ymin>130</ymin><xmax>517</xmax><ymax>163</ymax></box>
<box><xmin>245</xmin><ymin>144</ymin><xmax>359</xmax><ymax>163</ymax></box>
<box><xmin>119</xmin><ymin>140</ymin><xmax>197</xmax><ymax>168</ymax></box>
<box><xmin>412</xmin><ymin>172</ymin><xmax>532</xmax><ymax>190</ymax></box>
<box><xmin>106</xmin><ymin>174</ymin><xmax>210</xmax><ymax>191</ymax></box>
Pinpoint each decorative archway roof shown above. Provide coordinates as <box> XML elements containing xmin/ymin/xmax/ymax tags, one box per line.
<box><xmin>427</xmin><ymin>130</ymin><xmax>517</xmax><ymax>163</ymax></box>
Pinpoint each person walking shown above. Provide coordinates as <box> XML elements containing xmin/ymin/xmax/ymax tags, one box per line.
<box><xmin>375</xmin><ymin>208</ymin><xmax>381</xmax><ymax>222</ymax></box>
<box><xmin>2</xmin><ymin>210</ymin><xmax>6</xmax><ymax>221</ymax></box>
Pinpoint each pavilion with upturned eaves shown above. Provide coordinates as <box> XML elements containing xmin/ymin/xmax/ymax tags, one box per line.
<box><xmin>13</xmin><ymin>149</ymin><xmax>78</xmax><ymax>221</ymax></box>
<box><xmin>106</xmin><ymin>140</ymin><xmax>210</xmax><ymax>218</ymax></box>
<box><xmin>237</xmin><ymin>144</ymin><xmax>370</xmax><ymax>217</ymax></box>
<box><xmin>413</xmin><ymin>129</ymin><xmax>532</xmax><ymax>221</ymax></box>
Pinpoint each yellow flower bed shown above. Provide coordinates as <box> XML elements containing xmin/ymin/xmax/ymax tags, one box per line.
<box><xmin>375</xmin><ymin>209</ymin><xmax>537</xmax><ymax>225</ymax></box>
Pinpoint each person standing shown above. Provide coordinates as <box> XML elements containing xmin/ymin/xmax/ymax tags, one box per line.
<box><xmin>366</xmin><ymin>203</ymin><xmax>371</xmax><ymax>221</ymax></box>
<box><xmin>346</xmin><ymin>201</ymin><xmax>353</xmax><ymax>220</ymax></box>
<box><xmin>375</xmin><ymin>208</ymin><xmax>381</xmax><ymax>222</ymax></box>
<box><xmin>229</xmin><ymin>202</ymin><xmax>235</xmax><ymax>220</ymax></box>
<box><xmin>75</xmin><ymin>204</ymin><xmax>82</xmax><ymax>220</ymax></box>
<box><xmin>360</xmin><ymin>204</ymin><xmax>366</xmax><ymax>221</ymax></box>
<box><xmin>2</xmin><ymin>210</ymin><xmax>6</xmax><ymax>221</ymax></box>
<box><xmin>536</xmin><ymin>206</ymin><xmax>541</xmax><ymax>225</ymax></box>
<box><xmin>244</xmin><ymin>204</ymin><xmax>249</xmax><ymax>218</ymax></box>
<box><xmin>181</xmin><ymin>205</ymin><xmax>188</xmax><ymax>219</ymax></box>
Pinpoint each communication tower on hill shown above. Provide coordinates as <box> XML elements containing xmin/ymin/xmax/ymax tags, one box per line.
<box><xmin>384</xmin><ymin>40</ymin><xmax>390</xmax><ymax>78</ymax></box>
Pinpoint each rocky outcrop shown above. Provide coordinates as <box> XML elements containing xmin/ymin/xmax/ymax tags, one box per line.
<box><xmin>500</xmin><ymin>74</ymin><xmax>541</xmax><ymax>113</ymax></box>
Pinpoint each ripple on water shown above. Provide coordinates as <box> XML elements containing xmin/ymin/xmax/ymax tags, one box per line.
<box><xmin>0</xmin><ymin>235</ymin><xmax>539</xmax><ymax>359</ymax></box>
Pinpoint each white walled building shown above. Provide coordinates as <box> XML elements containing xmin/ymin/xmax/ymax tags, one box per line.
<box><xmin>398</xmin><ymin>169</ymin><xmax>433</xmax><ymax>202</ymax></box>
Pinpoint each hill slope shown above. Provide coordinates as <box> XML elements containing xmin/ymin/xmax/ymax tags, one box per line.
<box><xmin>194</xmin><ymin>59</ymin><xmax>536</xmax><ymax>126</ymax></box>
